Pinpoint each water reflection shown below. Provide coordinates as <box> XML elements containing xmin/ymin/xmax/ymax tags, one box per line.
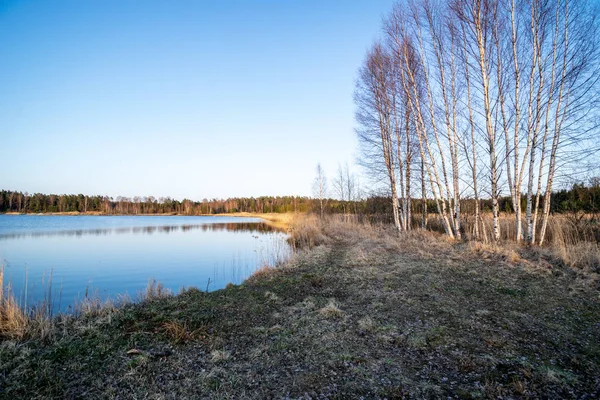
<box><xmin>0</xmin><ymin>222</ymin><xmax>279</xmax><ymax>240</ymax></box>
<box><xmin>0</xmin><ymin>216</ymin><xmax>291</xmax><ymax>314</ymax></box>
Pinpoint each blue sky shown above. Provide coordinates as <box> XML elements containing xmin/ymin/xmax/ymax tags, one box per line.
<box><xmin>0</xmin><ymin>0</ymin><xmax>394</xmax><ymax>200</ymax></box>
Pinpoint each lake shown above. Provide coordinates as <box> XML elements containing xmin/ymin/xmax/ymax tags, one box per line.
<box><xmin>0</xmin><ymin>215</ymin><xmax>290</xmax><ymax>313</ymax></box>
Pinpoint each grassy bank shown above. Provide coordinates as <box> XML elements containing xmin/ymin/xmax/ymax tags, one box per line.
<box><xmin>1</xmin><ymin>216</ymin><xmax>599</xmax><ymax>398</ymax></box>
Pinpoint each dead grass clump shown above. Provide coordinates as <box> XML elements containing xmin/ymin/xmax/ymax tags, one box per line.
<box><xmin>551</xmin><ymin>241</ymin><xmax>600</xmax><ymax>273</ymax></box>
<box><xmin>0</xmin><ymin>270</ymin><xmax>57</xmax><ymax>341</ymax></box>
<box><xmin>288</xmin><ymin>215</ymin><xmax>329</xmax><ymax>250</ymax></box>
<box><xmin>322</xmin><ymin>215</ymin><xmax>381</xmax><ymax>243</ymax></box>
<box><xmin>75</xmin><ymin>297</ymin><xmax>104</xmax><ymax>316</ymax></box>
<box><xmin>457</xmin><ymin>355</ymin><xmax>477</xmax><ymax>372</ymax></box>
<box><xmin>0</xmin><ymin>267</ymin><xmax>28</xmax><ymax>340</ymax></box>
<box><xmin>162</xmin><ymin>320</ymin><xmax>203</xmax><ymax>344</ymax></box>
<box><xmin>467</xmin><ymin>241</ymin><xmax>523</xmax><ymax>264</ymax></box>
<box><xmin>210</xmin><ymin>349</ymin><xmax>231</xmax><ymax>363</ymax></box>
<box><xmin>142</xmin><ymin>279</ymin><xmax>172</xmax><ymax>301</ymax></box>
<box><xmin>247</xmin><ymin>265</ymin><xmax>276</xmax><ymax>283</ymax></box>
<box><xmin>512</xmin><ymin>378</ymin><xmax>527</xmax><ymax>395</ymax></box>
<box><xmin>389</xmin><ymin>229</ymin><xmax>454</xmax><ymax>258</ymax></box>
<box><xmin>357</xmin><ymin>316</ymin><xmax>375</xmax><ymax>334</ymax></box>
<box><xmin>318</xmin><ymin>299</ymin><xmax>344</xmax><ymax>318</ymax></box>
<box><xmin>264</xmin><ymin>291</ymin><xmax>280</xmax><ymax>301</ymax></box>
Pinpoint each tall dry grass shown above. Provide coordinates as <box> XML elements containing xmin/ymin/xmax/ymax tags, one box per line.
<box><xmin>142</xmin><ymin>279</ymin><xmax>171</xmax><ymax>301</ymax></box>
<box><xmin>0</xmin><ymin>266</ymin><xmax>56</xmax><ymax>340</ymax></box>
<box><xmin>289</xmin><ymin>211</ymin><xmax>599</xmax><ymax>275</ymax></box>
<box><xmin>457</xmin><ymin>213</ymin><xmax>600</xmax><ymax>243</ymax></box>
<box><xmin>0</xmin><ymin>266</ymin><xmax>28</xmax><ymax>339</ymax></box>
<box><xmin>458</xmin><ymin>213</ymin><xmax>600</xmax><ymax>272</ymax></box>
<box><xmin>0</xmin><ymin>268</ymin><xmax>173</xmax><ymax>341</ymax></box>
<box><xmin>287</xmin><ymin>214</ymin><xmax>329</xmax><ymax>250</ymax></box>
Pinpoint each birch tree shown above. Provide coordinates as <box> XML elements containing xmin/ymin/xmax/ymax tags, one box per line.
<box><xmin>355</xmin><ymin>43</ymin><xmax>403</xmax><ymax>233</ymax></box>
<box><xmin>356</xmin><ymin>0</ymin><xmax>599</xmax><ymax>244</ymax></box>
<box><xmin>313</xmin><ymin>163</ymin><xmax>328</xmax><ymax>219</ymax></box>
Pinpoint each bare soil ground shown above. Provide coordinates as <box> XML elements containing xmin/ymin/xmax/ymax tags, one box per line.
<box><xmin>1</xmin><ymin>223</ymin><xmax>599</xmax><ymax>399</ymax></box>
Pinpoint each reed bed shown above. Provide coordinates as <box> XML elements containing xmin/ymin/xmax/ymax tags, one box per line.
<box><xmin>287</xmin><ymin>212</ymin><xmax>599</xmax><ymax>275</ymax></box>
<box><xmin>460</xmin><ymin>213</ymin><xmax>600</xmax><ymax>273</ymax></box>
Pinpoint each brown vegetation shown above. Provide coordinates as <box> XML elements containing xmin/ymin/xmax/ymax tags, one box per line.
<box><xmin>0</xmin><ymin>267</ymin><xmax>28</xmax><ymax>340</ymax></box>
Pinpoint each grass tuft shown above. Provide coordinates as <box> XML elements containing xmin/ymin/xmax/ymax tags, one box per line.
<box><xmin>0</xmin><ymin>267</ymin><xmax>28</xmax><ymax>340</ymax></box>
<box><xmin>162</xmin><ymin>320</ymin><xmax>200</xmax><ymax>344</ymax></box>
<box><xmin>210</xmin><ymin>349</ymin><xmax>231</xmax><ymax>363</ymax></box>
<box><xmin>142</xmin><ymin>279</ymin><xmax>172</xmax><ymax>301</ymax></box>
<box><xmin>318</xmin><ymin>299</ymin><xmax>344</xmax><ymax>318</ymax></box>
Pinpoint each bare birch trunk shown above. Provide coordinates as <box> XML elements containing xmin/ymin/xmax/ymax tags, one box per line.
<box><xmin>474</xmin><ymin>2</ymin><xmax>500</xmax><ymax>242</ymax></box>
<box><xmin>532</xmin><ymin>2</ymin><xmax>562</xmax><ymax>244</ymax></box>
<box><xmin>540</xmin><ymin>1</ymin><xmax>570</xmax><ymax>246</ymax></box>
<box><xmin>421</xmin><ymin>158</ymin><xmax>427</xmax><ymax>229</ymax></box>
<box><xmin>461</xmin><ymin>24</ymin><xmax>482</xmax><ymax>240</ymax></box>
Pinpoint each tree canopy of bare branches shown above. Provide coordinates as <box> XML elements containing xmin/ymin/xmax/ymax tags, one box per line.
<box><xmin>355</xmin><ymin>0</ymin><xmax>600</xmax><ymax>244</ymax></box>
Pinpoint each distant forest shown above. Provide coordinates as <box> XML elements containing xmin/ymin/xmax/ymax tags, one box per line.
<box><xmin>1</xmin><ymin>181</ymin><xmax>599</xmax><ymax>216</ymax></box>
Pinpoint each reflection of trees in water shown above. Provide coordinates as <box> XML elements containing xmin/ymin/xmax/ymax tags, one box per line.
<box><xmin>198</xmin><ymin>223</ymin><xmax>276</xmax><ymax>233</ymax></box>
<box><xmin>0</xmin><ymin>222</ymin><xmax>279</xmax><ymax>240</ymax></box>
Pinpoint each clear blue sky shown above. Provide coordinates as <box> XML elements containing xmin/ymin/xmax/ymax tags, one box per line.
<box><xmin>0</xmin><ymin>0</ymin><xmax>394</xmax><ymax>200</ymax></box>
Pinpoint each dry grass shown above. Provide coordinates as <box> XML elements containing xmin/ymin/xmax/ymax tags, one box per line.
<box><xmin>0</xmin><ymin>264</ymin><xmax>158</xmax><ymax>340</ymax></box>
<box><xmin>555</xmin><ymin>241</ymin><xmax>600</xmax><ymax>271</ymax></box>
<box><xmin>543</xmin><ymin>217</ymin><xmax>600</xmax><ymax>274</ymax></box>
<box><xmin>142</xmin><ymin>278</ymin><xmax>172</xmax><ymax>301</ymax></box>
<box><xmin>357</xmin><ymin>316</ymin><xmax>375</xmax><ymax>333</ymax></box>
<box><xmin>254</xmin><ymin>212</ymin><xmax>298</xmax><ymax>231</ymax></box>
<box><xmin>425</xmin><ymin>212</ymin><xmax>600</xmax><ymax>274</ymax></box>
<box><xmin>0</xmin><ymin>267</ymin><xmax>28</xmax><ymax>340</ymax></box>
<box><xmin>318</xmin><ymin>299</ymin><xmax>344</xmax><ymax>318</ymax></box>
<box><xmin>210</xmin><ymin>349</ymin><xmax>231</xmax><ymax>363</ymax></box>
<box><xmin>263</xmin><ymin>291</ymin><xmax>280</xmax><ymax>301</ymax></box>
<box><xmin>0</xmin><ymin>266</ymin><xmax>56</xmax><ymax>340</ymax></box>
<box><xmin>216</xmin><ymin>212</ymin><xmax>300</xmax><ymax>231</ymax></box>
<box><xmin>247</xmin><ymin>265</ymin><xmax>276</xmax><ymax>282</ymax></box>
<box><xmin>230</xmin><ymin>211</ymin><xmax>599</xmax><ymax>275</ymax></box>
<box><xmin>162</xmin><ymin>320</ymin><xmax>202</xmax><ymax>344</ymax></box>
<box><xmin>287</xmin><ymin>214</ymin><xmax>329</xmax><ymax>250</ymax></box>
<box><xmin>462</xmin><ymin>212</ymin><xmax>599</xmax><ymax>243</ymax></box>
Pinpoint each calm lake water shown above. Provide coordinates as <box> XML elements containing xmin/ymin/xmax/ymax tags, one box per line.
<box><xmin>0</xmin><ymin>215</ymin><xmax>290</xmax><ymax>312</ymax></box>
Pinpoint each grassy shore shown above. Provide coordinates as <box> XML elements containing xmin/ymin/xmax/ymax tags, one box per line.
<box><xmin>1</xmin><ymin>216</ymin><xmax>599</xmax><ymax>398</ymax></box>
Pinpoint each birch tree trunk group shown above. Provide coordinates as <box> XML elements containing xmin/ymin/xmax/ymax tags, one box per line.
<box><xmin>355</xmin><ymin>0</ymin><xmax>599</xmax><ymax>245</ymax></box>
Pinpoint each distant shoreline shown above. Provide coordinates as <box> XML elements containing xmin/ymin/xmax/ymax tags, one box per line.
<box><xmin>0</xmin><ymin>211</ymin><xmax>296</xmax><ymax>230</ymax></box>
<box><xmin>1</xmin><ymin>211</ymin><xmax>279</xmax><ymax>217</ymax></box>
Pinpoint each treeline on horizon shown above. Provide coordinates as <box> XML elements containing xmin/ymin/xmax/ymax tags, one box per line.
<box><xmin>1</xmin><ymin>181</ymin><xmax>599</xmax><ymax>216</ymax></box>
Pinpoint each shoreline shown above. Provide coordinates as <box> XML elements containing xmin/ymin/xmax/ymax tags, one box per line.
<box><xmin>0</xmin><ymin>211</ymin><xmax>298</xmax><ymax>231</ymax></box>
<box><xmin>1</xmin><ymin>211</ymin><xmax>296</xmax><ymax>217</ymax></box>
